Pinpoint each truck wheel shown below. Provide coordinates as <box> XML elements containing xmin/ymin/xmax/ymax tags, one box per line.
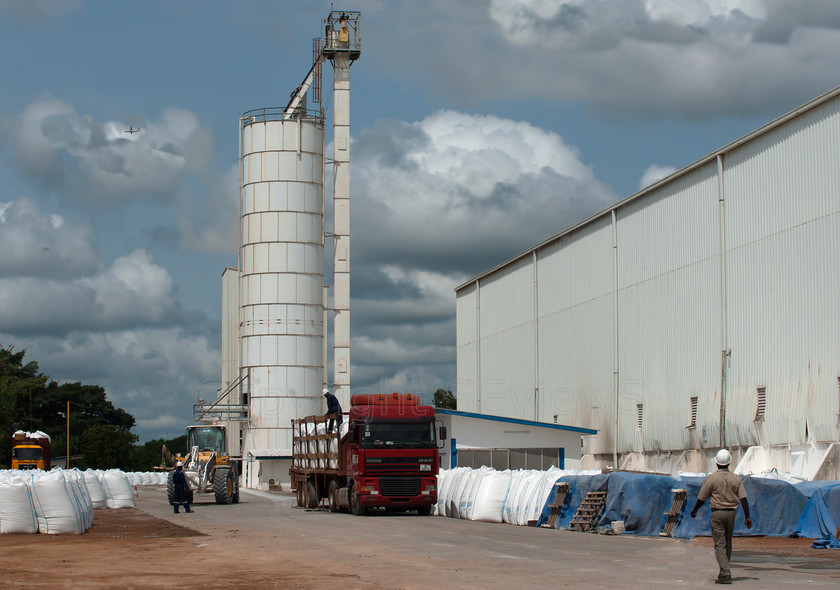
<box><xmin>305</xmin><ymin>479</ymin><xmax>318</xmax><ymax>509</ymax></box>
<box><xmin>417</xmin><ymin>506</ymin><xmax>432</xmax><ymax>516</ymax></box>
<box><xmin>214</xmin><ymin>468</ymin><xmax>234</xmax><ymax>504</ymax></box>
<box><xmin>351</xmin><ymin>492</ymin><xmax>366</xmax><ymax>516</ymax></box>
<box><xmin>296</xmin><ymin>484</ymin><xmax>304</xmax><ymax>507</ymax></box>
<box><xmin>328</xmin><ymin>480</ymin><xmax>339</xmax><ymax>513</ymax></box>
<box><xmin>166</xmin><ymin>471</ymin><xmax>175</xmax><ymax>505</ymax></box>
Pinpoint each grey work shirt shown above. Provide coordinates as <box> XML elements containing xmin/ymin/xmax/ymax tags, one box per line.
<box><xmin>697</xmin><ymin>468</ymin><xmax>747</xmax><ymax>510</ymax></box>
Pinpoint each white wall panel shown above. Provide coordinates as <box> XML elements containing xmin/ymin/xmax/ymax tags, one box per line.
<box><xmin>616</xmin><ymin>164</ymin><xmax>721</xmax><ymax>455</ymax></box>
<box><xmin>456</xmin><ymin>283</ymin><xmax>478</xmax><ymax>412</ymax></box>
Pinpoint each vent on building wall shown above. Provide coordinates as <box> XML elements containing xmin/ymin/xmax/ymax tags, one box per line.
<box><xmin>688</xmin><ymin>396</ymin><xmax>698</xmax><ymax>429</ymax></box>
<box><xmin>754</xmin><ymin>387</ymin><xmax>766</xmax><ymax>421</ymax></box>
<box><xmin>636</xmin><ymin>404</ymin><xmax>643</xmax><ymax>431</ymax></box>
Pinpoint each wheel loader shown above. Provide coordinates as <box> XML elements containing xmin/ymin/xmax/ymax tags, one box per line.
<box><xmin>166</xmin><ymin>424</ymin><xmax>240</xmax><ymax>505</ymax></box>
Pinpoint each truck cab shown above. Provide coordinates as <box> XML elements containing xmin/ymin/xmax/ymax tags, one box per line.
<box><xmin>345</xmin><ymin>393</ymin><xmax>438</xmax><ymax>515</ymax></box>
<box><xmin>11</xmin><ymin>430</ymin><xmax>51</xmax><ymax>470</ymax></box>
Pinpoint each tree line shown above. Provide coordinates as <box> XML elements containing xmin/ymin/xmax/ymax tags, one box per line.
<box><xmin>0</xmin><ymin>345</ymin><xmax>184</xmax><ymax>471</ymax></box>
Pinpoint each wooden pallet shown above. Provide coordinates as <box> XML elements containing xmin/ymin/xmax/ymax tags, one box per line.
<box><xmin>660</xmin><ymin>488</ymin><xmax>687</xmax><ymax>537</ymax></box>
<box><xmin>544</xmin><ymin>482</ymin><xmax>571</xmax><ymax>528</ymax></box>
<box><xmin>569</xmin><ymin>490</ymin><xmax>607</xmax><ymax>532</ymax></box>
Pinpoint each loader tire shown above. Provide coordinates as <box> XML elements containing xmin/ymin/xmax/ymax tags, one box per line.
<box><xmin>214</xmin><ymin>468</ymin><xmax>235</xmax><ymax>504</ymax></box>
<box><xmin>166</xmin><ymin>471</ymin><xmax>175</xmax><ymax>505</ymax></box>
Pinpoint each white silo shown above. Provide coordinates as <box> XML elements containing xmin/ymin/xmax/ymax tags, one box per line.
<box><xmin>238</xmin><ymin>108</ymin><xmax>325</xmax><ymax>455</ymax></box>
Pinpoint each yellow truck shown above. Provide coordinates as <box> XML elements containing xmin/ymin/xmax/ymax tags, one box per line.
<box><xmin>11</xmin><ymin>430</ymin><xmax>51</xmax><ymax>470</ymax></box>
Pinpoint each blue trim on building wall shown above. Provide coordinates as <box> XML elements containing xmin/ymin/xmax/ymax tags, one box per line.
<box><xmin>451</xmin><ymin>437</ymin><xmax>457</xmax><ymax>469</ymax></box>
<box><xmin>435</xmin><ymin>409</ymin><xmax>597</xmax><ymax>435</ymax></box>
<box><xmin>559</xmin><ymin>447</ymin><xmax>565</xmax><ymax>469</ymax></box>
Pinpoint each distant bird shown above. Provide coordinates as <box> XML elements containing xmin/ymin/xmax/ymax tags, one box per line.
<box><xmin>125</xmin><ymin>126</ymin><xmax>141</xmax><ymax>134</ymax></box>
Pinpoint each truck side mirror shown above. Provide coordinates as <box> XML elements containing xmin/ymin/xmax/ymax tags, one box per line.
<box><xmin>438</xmin><ymin>426</ymin><xmax>447</xmax><ymax>441</ymax></box>
<box><xmin>348</xmin><ymin>425</ymin><xmax>358</xmax><ymax>444</ymax></box>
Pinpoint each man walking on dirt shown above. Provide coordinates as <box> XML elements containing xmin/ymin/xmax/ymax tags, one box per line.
<box><xmin>172</xmin><ymin>461</ymin><xmax>192</xmax><ymax>514</ymax></box>
<box><xmin>690</xmin><ymin>449</ymin><xmax>752</xmax><ymax>584</ymax></box>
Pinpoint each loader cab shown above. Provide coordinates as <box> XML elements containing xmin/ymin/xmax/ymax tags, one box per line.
<box><xmin>187</xmin><ymin>425</ymin><xmax>227</xmax><ymax>454</ymax></box>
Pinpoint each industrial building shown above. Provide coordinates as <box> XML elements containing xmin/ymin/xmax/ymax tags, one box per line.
<box><xmin>455</xmin><ymin>85</ymin><xmax>840</xmax><ymax>480</ymax></box>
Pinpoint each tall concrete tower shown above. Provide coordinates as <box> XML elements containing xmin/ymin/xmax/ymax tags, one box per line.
<box><xmin>323</xmin><ymin>11</ymin><xmax>361</xmax><ymax>407</ymax></box>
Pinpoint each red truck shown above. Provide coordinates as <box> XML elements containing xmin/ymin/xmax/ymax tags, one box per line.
<box><xmin>11</xmin><ymin>430</ymin><xmax>51</xmax><ymax>470</ymax></box>
<box><xmin>290</xmin><ymin>392</ymin><xmax>440</xmax><ymax>515</ymax></box>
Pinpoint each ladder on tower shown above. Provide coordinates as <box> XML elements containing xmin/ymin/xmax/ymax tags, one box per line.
<box><xmin>660</xmin><ymin>488</ymin><xmax>688</xmax><ymax>537</ymax></box>
<box><xmin>569</xmin><ymin>490</ymin><xmax>607</xmax><ymax>532</ymax></box>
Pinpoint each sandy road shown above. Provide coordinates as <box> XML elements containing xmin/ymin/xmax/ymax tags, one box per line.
<box><xmin>0</xmin><ymin>487</ymin><xmax>837</xmax><ymax>589</ymax></box>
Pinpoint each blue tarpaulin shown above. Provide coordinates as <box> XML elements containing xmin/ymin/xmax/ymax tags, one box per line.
<box><xmin>794</xmin><ymin>482</ymin><xmax>840</xmax><ymax>541</ymax></box>
<box><xmin>539</xmin><ymin>472</ymin><xmax>815</xmax><ymax>539</ymax></box>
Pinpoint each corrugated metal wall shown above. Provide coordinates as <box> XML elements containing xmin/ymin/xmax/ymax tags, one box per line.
<box><xmin>616</xmin><ymin>164</ymin><xmax>722</xmax><ymax>455</ymax></box>
<box><xmin>456</xmin><ymin>89</ymin><xmax>840</xmax><ymax>461</ymax></box>
<box><xmin>723</xmin><ymin>98</ymin><xmax>840</xmax><ymax>449</ymax></box>
<box><xmin>537</xmin><ymin>217</ymin><xmax>615</xmax><ymax>455</ymax></box>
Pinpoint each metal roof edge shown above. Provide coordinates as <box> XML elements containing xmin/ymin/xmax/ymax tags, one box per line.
<box><xmin>455</xmin><ymin>83</ymin><xmax>840</xmax><ymax>293</ymax></box>
<box><xmin>435</xmin><ymin>408</ymin><xmax>597</xmax><ymax>434</ymax></box>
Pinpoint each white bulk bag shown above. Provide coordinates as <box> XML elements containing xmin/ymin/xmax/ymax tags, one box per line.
<box><xmin>434</xmin><ymin>469</ymin><xmax>450</xmax><ymax>516</ymax></box>
<box><xmin>471</xmin><ymin>470</ymin><xmax>513</xmax><ymax>523</ymax></box>
<box><xmin>0</xmin><ymin>476</ymin><xmax>38</xmax><ymax>534</ymax></box>
<box><xmin>101</xmin><ymin>470</ymin><xmax>135</xmax><ymax>509</ymax></box>
<box><xmin>31</xmin><ymin>470</ymin><xmax>84</xmax><ymax>534</ymax></box>
<box><xmin>84</xmin><ymin>470</ymin><xmax>108</xmax><ymax>509</ymax></box>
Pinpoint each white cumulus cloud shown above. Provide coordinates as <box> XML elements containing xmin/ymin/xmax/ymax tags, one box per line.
<box><xmin>639</xmin><ymin>164</ymin><xmax>678</xmax><ymax>189</ymax></box>
<box><xmin>13</xmin><ymin>96</ymin><xmax>213</xmax><ymax>205</ymax></box>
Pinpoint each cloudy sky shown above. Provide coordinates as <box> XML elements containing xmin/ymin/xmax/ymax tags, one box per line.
<box><xmin>1</xmin><ymin>0</ymin><xmax>838</xmax><ymax>441</ymax></box>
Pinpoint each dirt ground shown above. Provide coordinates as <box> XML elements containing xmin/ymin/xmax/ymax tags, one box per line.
<box><xmin>692</xmin><ymin>533</ymin><xmax>840</xmax><ymax>561</ymax></box>
<box><xmin>0</xmin><ymin>504</ymin><xmax>836</xmax><ymax>589</ymax></box>
<box><xmin>0</xmin><ymin>508</ymin><xmax>373</xmax><ymax>590</ymax></box>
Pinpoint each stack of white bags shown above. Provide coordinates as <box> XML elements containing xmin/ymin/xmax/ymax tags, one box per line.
<box><xmin>435</xmin><ymin>466</ymin><xmax>599</xmax><ymax>525</ymax></box>
<box><xmin>0</xmin><ymin>468</ymin><xmax>159</xmax><ymax>534</ymax></box>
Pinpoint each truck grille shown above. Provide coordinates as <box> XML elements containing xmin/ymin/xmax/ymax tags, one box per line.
<box><xmin>379</xmin><ymin>476</ymin><xmax>421</xmax><ymax>497</ymax></box>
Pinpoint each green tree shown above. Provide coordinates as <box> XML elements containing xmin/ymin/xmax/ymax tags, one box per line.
<box><xmin>433</xmin><ymin>388</ymin><xmax>456</xmax><ymax>409</ymax></box>
<box><xmin>0</xmin><ymin>345</ymin><xmax>140</xmax><ymax>470</ymax></box>
<box><xmin>81</xmin><ymin>424</ymin><xmax>139</xmax><ymax>470</ymax></box>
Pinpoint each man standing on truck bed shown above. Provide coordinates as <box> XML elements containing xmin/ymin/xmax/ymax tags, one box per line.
<box><xmin>324</xmin><ymin>388</ymin><xmax>343</xmax><ymax>434</ymax></box>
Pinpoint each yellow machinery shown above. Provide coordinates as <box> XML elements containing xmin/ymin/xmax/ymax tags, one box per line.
<box><xmin>166</xmin><ymin>424</ymin><xmax>239</xmax><ymax>505</ymax></box>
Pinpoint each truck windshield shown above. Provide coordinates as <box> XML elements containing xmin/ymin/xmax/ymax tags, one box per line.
<box><xmin>13</xmin><ymin>447</ymin><xmax>44</xmax><ymax>461</ymax></box>
<box><xmin>189</xmin><ymin>427</ymin><xmax>226</xmax><ymax>453</ymax></box>
<box><xmin>360</xmin><ymin>421</ymin><xmax>435</xmax><ymax>449</ymax></box>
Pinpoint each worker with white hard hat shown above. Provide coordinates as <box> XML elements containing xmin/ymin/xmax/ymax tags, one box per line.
<box><xmin>171</xmin><ymin>460</ymin><xmax>193</xmax><ymax>514</ymax></box>
<box><xmin>689</xmin><ymin>449</ymin><xmax>752</xmax><ymax>584</ymax></box>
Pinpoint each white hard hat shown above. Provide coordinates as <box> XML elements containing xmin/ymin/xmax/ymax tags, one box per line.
<box><xmin>176</xmin><ymin>461</ymin><xmax>184</xmax><ymax>467</ymax></box>
<box><xmin>323</xmin><ymin>388</ymin><xmax>330</xmax><ymax>396</ymax></box>
<box><xmin>715</xmin><ymin>449</ymin><xmax>731</xmax><ymax>466</ymax></box>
